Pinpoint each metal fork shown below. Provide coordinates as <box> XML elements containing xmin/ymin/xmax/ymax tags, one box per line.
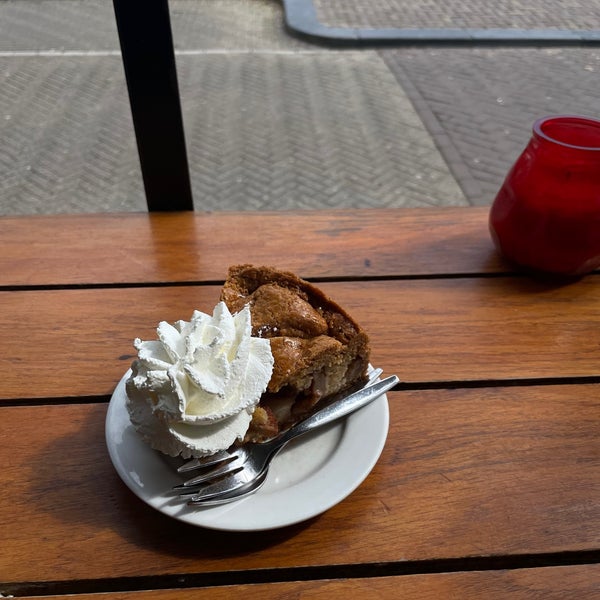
<box><xmin>178</xmin><ymin>367</ymin><xmax>382</xmax><ymax>476</ymax></box>
<box><xmin>174</xmin><ymin>370</ymin><xmax>398</xmax><ymax>505</ymax></box>
<box><xmin>172</xmin><ymin>367</ymin><xmax>384</xmax><ymax>507</ymax></box>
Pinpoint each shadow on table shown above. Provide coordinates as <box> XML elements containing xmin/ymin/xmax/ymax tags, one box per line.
<box><xmin>28</xmin><ymin>405</ymin><xmax>316</xmax><ymax>563</ymax></box>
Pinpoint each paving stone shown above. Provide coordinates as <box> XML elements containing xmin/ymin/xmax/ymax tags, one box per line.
<box><xmin>0</xmin><ymin>51</ymin><xmax>466</xmax><ymax>214</ymax></box>
<box><xmin>0</xmin><ymin>56</ymin><xmax>146</xmax><ymax>213</ymax></box>
<box><xmin>0</xmin><ymin>0</ymin><xmax>312</xmax><ymax>52</ymax></box>
<box><xmin>381</xmin><ymin>47</ymin><xmax>600</xmax><ymax>205</ymax></box>
<box><xmin>312</xmin><ymin>0</ymin><xmax>600</xmax><ymax>30</ymax></box>
<box><xmin>1</xmin><ymin>0</ymin><xmax>597</xmax><ymax>214</ymax></box>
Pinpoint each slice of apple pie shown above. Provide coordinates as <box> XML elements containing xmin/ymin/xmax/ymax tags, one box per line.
<box><xmin>220</xmin><ymin>264</ymin><xmax>371</xmax><ymax>442</ymax></box>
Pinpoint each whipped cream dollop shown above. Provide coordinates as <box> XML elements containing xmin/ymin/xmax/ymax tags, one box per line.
<box><xmin>125</xmin><ymin>302</ymin><xmax>274</xmax><ymax>458</ymax></box>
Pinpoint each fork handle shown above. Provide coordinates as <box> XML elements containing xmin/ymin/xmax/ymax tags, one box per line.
<box><xmin>272</xmin><ymin>375</ymin><xmax>398</xmax><ymax>450</ymax></box>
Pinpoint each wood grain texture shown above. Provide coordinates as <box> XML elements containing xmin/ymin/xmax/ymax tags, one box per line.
<box><xmin>0</xmin><ymin>208</ymin><xmax>504</xmax><ymax>287</ymax></box>
<box><xmin>15</xmin><ymin>566</ymin><xmax>600</xmax><ymax>600</ymax></box>
<box><xmin>3</xmin><ymin>208</ymin><xmax>600</xmax><ymax>595</ymax></box>
<box><xmin>2</xmin><ymin>385</ymin><xmax>599</xmax><ymax>584</ymax></box>
<box><xmin>2</xmin><ymin>276</ymin><xmax>599</xmax><ymax>400</ymax></box>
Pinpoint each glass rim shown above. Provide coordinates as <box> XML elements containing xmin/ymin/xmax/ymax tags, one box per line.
<box><xmin>533</xmin><ymin>114</ymin><xmax>600</xmax><ymax>151</ymax></box>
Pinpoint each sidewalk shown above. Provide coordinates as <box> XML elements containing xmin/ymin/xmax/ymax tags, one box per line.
<box><xmin>0</xmin><ymin>0</ymin><xmax>598</xmax><ymax>214</ymax></box>
<box><xmin>295</xmin><ymin>0</ymin><xmax>600</xmax><ymax>42</ymax></box>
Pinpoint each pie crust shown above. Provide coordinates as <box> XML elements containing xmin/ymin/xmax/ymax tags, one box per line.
<box><xmin>221</xmin><ymin>265</ymin><xmax>371</xmax><ymax>441</ymax></box>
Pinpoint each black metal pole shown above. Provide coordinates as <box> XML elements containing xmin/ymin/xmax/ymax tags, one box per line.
<box><xmin>113</xmin><ymin>0</ymin><xmax>193</xmax><ymax>211</ymax></box>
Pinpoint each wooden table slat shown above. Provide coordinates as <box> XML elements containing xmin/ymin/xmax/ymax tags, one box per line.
<box><xmin>2</xmin><ymin>208</ymin><xmax>599</xmax><ymax>596</ymax></box>
<box><xmin>2</xmin><ymin>277</ymin><xmax>599</xmax><ymax>400</ymax></box>
<box><xmin>13</xmin><ymin>566</ymin><xmax>600</xmax><ymax>600</ymax></box>
<box><xmin>2</xmin><ymin>385</ymin><xmax>599</xmax><ymax>584</ymax></box>
<box><xmin>0</xmin><ymin>208</ymin><xmax>504</xmax><ymax>287</ymax></box>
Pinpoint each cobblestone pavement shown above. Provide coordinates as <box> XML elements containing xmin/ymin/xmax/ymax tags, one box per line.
<box><xmin>382</xmin><ymin>47</ymin><xmax>600</xmax><ymax>205</ymax></box>
<box><xmin>313</xmin><ymin>0</ymin><xmax>600</xmax><ymax>30</ymax></box>
<box><xmin>0</xmin><ymin>0</ymin><xmax>599</xmax><ymax>214</ymax></box>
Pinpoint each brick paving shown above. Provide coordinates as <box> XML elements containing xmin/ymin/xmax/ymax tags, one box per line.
<box><xmin>0</xmin><ymin>0</ymin><xmax>599</xmax><ymax>213</ymax></box>
<box><xmin>313</xmin><ymin>0</ymin><xmax>600</xmax><ymax>30</ymax></box>
<box><xmin>0</xmin><ymin>0</ymin><xmax>466</xmax><ymax>214</ymax></box>
<box><xmin>381</xmin><ymin>47</ymin><xmax>600</xmax><ymax>205</ymax></box>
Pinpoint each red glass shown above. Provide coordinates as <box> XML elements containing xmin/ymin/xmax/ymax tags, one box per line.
<box><xmin>489</xmin><ymin>115</ymin><xmax>600</xmax><ymax>277</ymax></box>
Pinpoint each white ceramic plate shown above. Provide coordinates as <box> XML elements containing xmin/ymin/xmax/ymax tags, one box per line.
<box><xmin>106</xmin><ymin>371</ymin><xmax>389</xmax><ymax>531</ymax></box>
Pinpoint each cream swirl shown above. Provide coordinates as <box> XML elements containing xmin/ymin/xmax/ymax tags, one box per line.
<box><xmin>125</xmin><ymin>302</ymin><xmax>274</xmax><ymax>458</ymax></box>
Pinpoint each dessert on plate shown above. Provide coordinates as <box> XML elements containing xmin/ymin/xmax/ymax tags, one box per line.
<box><xmin>221</xmin><ymin>264</ymin><xmax>370</xmax><ymax>442</ymax></box>
<box><xmin>125</xmin><ymin>265</ymin><xmax>370</xmax><ymax>458</ymax></box>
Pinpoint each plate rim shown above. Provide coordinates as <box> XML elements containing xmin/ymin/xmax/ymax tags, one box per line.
<box><xmin>106</xmin><ymin>370</ymin><xmax>389</xmax><ymax>531</ymax></box>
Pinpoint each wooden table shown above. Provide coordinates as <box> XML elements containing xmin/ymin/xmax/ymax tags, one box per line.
<box><xmin>1</xmin><ymin>207</ymin><xmax>599</xmax><ymax>598</ymax></box>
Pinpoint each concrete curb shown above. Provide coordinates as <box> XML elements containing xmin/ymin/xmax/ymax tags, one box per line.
<box><xmin>282</xmin><ymin>0</ymin><xmax>600</xmax><ymax>46</ymax></box>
